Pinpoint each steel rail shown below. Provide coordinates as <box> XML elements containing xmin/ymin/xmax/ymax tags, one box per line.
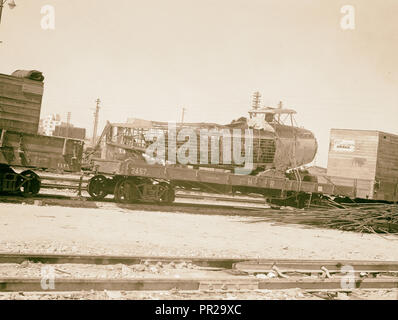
<box><xmin>0</xmin><ymin>254</ymin><xmax>397</xmax><ymax>292</ymax></box>
<box><xmin>0</xmin><ymin>253</ymin><xmax>247</xmax><ymax>268</ymax></box>
<box><xmin>233</xmin><ymin>260</ymin><xmax>398</xmax><ymax>274</ymax></box>
<box><xmin>39</xmin><ymin>181</ymin><xmax>267</xmax><ymax>205</ymax></box>
<box><xmin>1</xmin><ymin>253</ymin><xmax>398</xmax><ymax>274</ymax></box>
<box><xmin>0</xmin><ymin>193</ymin><xmax>267</xmax><ymax>213</ymax></box>
<box><xmin>0</xmin><ymin>277</ymin><xmax>397</xmax><ymax>292</ymax></box>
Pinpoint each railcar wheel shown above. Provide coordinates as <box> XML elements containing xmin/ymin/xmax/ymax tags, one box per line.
<box><xmin>114</xmin><ymin>178</ymin><xmax>139</xmax><ymax>204</ymax></box>
<box><xmin>160</xmin><ymin>182</ymin><xmax>175</xmax><ymax>204</ymax></box>
<box><xmin>88</xmin><ymin>175</ymin><xmax>108</xmax><ymax>200</ymax></box>
<box><xmin>0</xmin><ymin>164</ymin><xmax>14</xmax><ymax>174</ymax></box>
<box><xmin>19</xmin><ymin>170</ymin><xmax>41</xmax><ymax>197</ymax></box>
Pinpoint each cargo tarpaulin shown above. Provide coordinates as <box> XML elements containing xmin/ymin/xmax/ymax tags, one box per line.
<box><xmin>11</xmin><ymin>70</ymin><xmax>45</xmax><ymax>82</ymax></box>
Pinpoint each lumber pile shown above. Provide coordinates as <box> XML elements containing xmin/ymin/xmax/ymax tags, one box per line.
<box><xmin>323</xmin><ymin>203</ymin><xmax>398</xmax><ymax>234</ymax></box>
<box><xmin>255</xmin><ymin>203</ymin><xmax>398</xmax><ymax>235</ymax></box>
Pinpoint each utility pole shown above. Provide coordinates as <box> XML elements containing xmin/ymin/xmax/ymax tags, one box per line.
<box><xmin>0</xmin><ymin>0</ymin><xmax>16</xmax><ymax>25</ymax></box>
<box><xmin>277</xmin><ymin>101</ymin><xmax>283</xmax><ymax>123</ymax></box>
<box><xmin>66</xmin><ymin>112</ymin><xmax>71</xmax><ymax>138</ymax></box>
<box><xmin>0</xmin><ymin>2</ymin><xmax>4</xmax><ymax>25</ymax></box>
<box><xmin>92</xmin><ymin>98</ymin><xmax>100</xmax><ymax>146</ymax></box>
<box><xmin>181</xmin><ymin>107</ymin><xmax>186</xmax><ymax>124</ymax></box>
<box><xmin>252</xmin><ymin>92</ymin><xmax>261</xmax><ymax>110</ymax></box>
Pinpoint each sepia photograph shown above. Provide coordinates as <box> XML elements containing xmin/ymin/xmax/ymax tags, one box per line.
<box><xmin>0</xmin><ymin>0</ymin><xmax>397</xmax><ymax>309</ymax></box>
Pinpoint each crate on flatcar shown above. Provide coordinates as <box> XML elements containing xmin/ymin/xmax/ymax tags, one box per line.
<box><xmin>327</xmin><ymin>129</ymin><xmax>398</xmax><ymax>201</ymax></box>
<box><xmin>0</xmin><ymin>71</ymin><xmax>44</xmax><ymax>135</ymax></box>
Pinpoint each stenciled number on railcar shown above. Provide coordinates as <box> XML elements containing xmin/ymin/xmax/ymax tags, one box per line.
<box><xmin>247</xmin><ymin>177</ymin><xmax>257</xmax><ymax>186</ymax></box>
<box><xmin>129</xmin><ymin>167</ymin><xmax>148</xmax><ymax>176</ymax></box>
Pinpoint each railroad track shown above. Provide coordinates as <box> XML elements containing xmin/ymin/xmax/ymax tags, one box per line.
<box><xmin>0</xmin><ymin>253</ymin><xmax>397</xmax><ymax>294</ymax></box>
<box><xmin>0</xmin><ymin>192</ymin><xmax>270</xmax><ymax>218</ymax></box>
<box><xmin>37</xmin><ymin>173</ymin><xmax>267</xmax><ymax>205</ymax></box>
<box><xmin>2</xmin><ymin>278</ymin><xmax>397</xmax><ymax>293</ymax></box>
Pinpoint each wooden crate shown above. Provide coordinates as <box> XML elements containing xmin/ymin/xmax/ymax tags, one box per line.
<box><xmin>0</xmin><ymin>73</ymin><xmax>44</xmax><ymax>134</ymax></box>
<box><xmin>327</xmin><ymin>129</ymin><xmax>398</xmax><ymax>201</ymax></box>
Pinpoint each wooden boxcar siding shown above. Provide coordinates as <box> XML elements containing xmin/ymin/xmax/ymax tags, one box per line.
<box><xmin>327</xmin><ymin>176</ymin><xmax>374</xmax><ymax>199</ymax></box>
<box><xmin>0</xmin><ymin>73</ymin><xmax>44</xmax><ymax>135</ymax></box>
<box><xmin>0</xmin><ymin>129</ymin><xmax>83</xmax><ymax>171</ymax></box>
<box><xmin>374</xmin><ymin>132</ymin><xmax>398</xmax><ymax>201</ymax></box>
<box><xmin>327</xmin><ymin>129</ymin><xmax>379</xmax><ymax>181</ymax></box>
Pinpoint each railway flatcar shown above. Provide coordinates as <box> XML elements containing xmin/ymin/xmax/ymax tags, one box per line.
<box><xmin>86</xmin><ymin>97</ymin><xmax>323</xmax><ymax>207</ymax></box>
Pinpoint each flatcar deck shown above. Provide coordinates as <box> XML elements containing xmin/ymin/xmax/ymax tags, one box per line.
<box><xmin>88</xmin><ymin>158</ymin><xmax>356</xmax><ymax>207</ymax></box>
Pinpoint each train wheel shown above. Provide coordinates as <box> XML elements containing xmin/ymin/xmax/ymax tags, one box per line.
<box><xmin>0</xmin><ymin>164</ymin><xmax>14</xmax><ymax>174</ymax></box>
<box><xmin>114</xmin><ymin>178</ymin><xmax>139</xmax><ymax>204</ymax></box>
<box><xmin>160</xmin><ymin>182</ymin><xmax>175</xmax><ymax>204</ymax></box>
<box><xmin>19</xmin><ymin>170</ymin><xmax>41</xmax><ymax>197</ymax></box>
<box><xmin>0</xmin><ymin>165</ymin><xmax>16</xmax><ymax>195</ymax></box>
<box><xmin>88</xmin><ymin>175</ymin><xmax>108</xmax><ymax>200</ymax></box>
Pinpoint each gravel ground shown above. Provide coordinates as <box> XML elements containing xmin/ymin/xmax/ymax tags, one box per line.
<box><xmin>1</xmin><ymin>202</ymin><xmax>398</xmax><ymax>300</ymax></box>
<box><xmin>0</xmin><ymin>203</ymin><xmax>398</xmax><ymax>261</ymax></box>
<box><xmin>0</xmin><ymin>289</ymin><xmax>397</xmax><ymax>300</ymax></box>
<box><xmin>0</xmin><ymin>289</ymin><xmax>322</xmax><ymax>300</ymax></box>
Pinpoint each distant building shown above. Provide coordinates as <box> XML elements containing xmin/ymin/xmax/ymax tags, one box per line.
<box><xmin>53</xmin><ymin>124</ymin><xmax>86</xmax><ymax>140</ymax></box>
<box><xmin>39</xmin><ymin>114</ymin><xmax>86</xmax><ymax>140</ymax></box>
<box><xmin>39</xmin><ymin>114</ymin><xmax>61</xmax><ymax>136</ymax></box>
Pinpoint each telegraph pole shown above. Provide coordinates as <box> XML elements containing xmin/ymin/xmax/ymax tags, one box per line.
<box><xmin>277</xmin><ymin>100</ymin><xmax>283</xmax><ymax>123</ymax></box>
<box><xmin>252</xmin><ymin>92</ymin><xmax>261</xmax><ymax>110</ymax></box>
<box><xmin>92</xmin><ymin>98</ymin><xmax>100</xmax><ymax>146</ymax></box>
<box><xmin>66</xmin><ymin>112</ymin><xmax>71</xmax><ymax>138</ymax></box>
<box><xmin>0</xmin><ymin>2</ymin><xmax>4</xmax><ymax>25</ymax></box>
<box><xmin>181</xmin><ymin>107</ymin><xmax>186</xmax><ymax>124</ymax></box>
<box><xmin>0</xmin><ymin>0</ymin><xmax>16</xmax><ymax>25</ymax></box>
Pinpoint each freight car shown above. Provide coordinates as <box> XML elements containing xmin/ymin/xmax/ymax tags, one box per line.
<box><xmin>86</xmin><ymin>104</ymin><xmax>353</xmax><ymax>207</ymax></box>
<box><xmin>327</xmin><ymin>129</ymin><xmax>398</xmax><ymax>202</ymax></box>
<box><xmin>87</xmin><ymin>157</ymin><xmax>356</xmax><ymax>208</ymax></box>
<box><xmin>0</xmin><ymin>70</ymin><xmax>84</xmax><ymax>196</ymax></box>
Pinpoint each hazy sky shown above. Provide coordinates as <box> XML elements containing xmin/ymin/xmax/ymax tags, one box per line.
<box><xmin>1</xmin><ymin>0</ymin><xmax>397</xmax><ymax>167</ymax></box>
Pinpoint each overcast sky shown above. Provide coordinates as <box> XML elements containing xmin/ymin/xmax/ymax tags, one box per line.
<box><xmin>0</xmin><ymin>0</ymin><xmax>397</xmax><ymax>167</ymax></box>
